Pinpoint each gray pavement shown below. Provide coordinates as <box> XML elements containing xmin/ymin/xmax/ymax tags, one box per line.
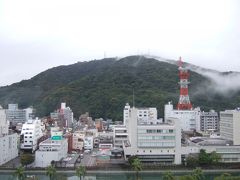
<box><xmin>80</xmin><ymin>151</ymin><xmax>96</xmax><ymax>167</ymax></box>
<box><xmin>2</xmin><ymin>156</ymin><xmax>21</xmax><ymax>168</ymax></box>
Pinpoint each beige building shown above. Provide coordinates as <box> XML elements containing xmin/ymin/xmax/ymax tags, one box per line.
<box><xmin>220</xmin><ymin>110</ymin><xmax>240</xmax><ymax>145</ymax></box>
<box><xmin>72</xmin><ymin>131</ymin><xmax>85</xmax><ymax>151</ymax></box>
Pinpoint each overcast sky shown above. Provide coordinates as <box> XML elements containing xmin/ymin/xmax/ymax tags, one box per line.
<box><xmin>0</xmin><ymin>0</ymin><xmax>239</xmax><ymax>86</ymax></box>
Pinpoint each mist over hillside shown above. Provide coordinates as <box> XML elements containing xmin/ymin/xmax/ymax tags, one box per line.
<box><xmin>0</xmin><ymin>55</ymin><xmax>240</xmax><ymax>120</ymax></box>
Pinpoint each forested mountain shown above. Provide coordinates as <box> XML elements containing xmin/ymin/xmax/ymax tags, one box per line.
<box><xmin>1</xmin><ymin>55</ymin><xmax>240</xmax><ymax>121</ymax></box>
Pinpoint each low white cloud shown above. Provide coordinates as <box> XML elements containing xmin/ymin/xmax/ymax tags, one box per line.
<box><xmin>188</xmin><ymin>66</ymin><xmax>240</xmax><ymax>97</ymax></box>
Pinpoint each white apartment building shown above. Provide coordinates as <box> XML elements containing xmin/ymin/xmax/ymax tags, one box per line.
<box><xmin>35</xmin><ymin>138</ymin><xmax>68</xmax><ymax>167</ymax></box>
<box><xmin>123</xmin><ymin>103</ymin><xmax>157</xmax><ymax>125</ymax></box>
<box><xmin>0</xmin><ymin>106</ymin><xmax>18</xmax><ymax>165</ymax></box>
<box><xmin>200</xmin><ymin>110</ymin><xmax>219</xmax><ymax>132</ymax></box>
<box><xmin>113</xmin><ymin>125</ymin><xmax>128</xmax><ymax>148</ymax></box>
<box><xmin>123</xmin><ymin>105</ymin><xmax>181</xmax><ymax>164</ymax></box>
<box><xmin>84</xmin><ymin>136</ymin><xmax>93</xmax><ymax>150</ymax></box>
<box><xmin>72</xmin><ymin>131</ymin><xmax>85</xmax><ymax>151</ymax></box>
<box><xmin>164</xmin><ymin>102</ymin><xmax>201</xmax><ymax>132</ymax></box>
<box><xmin>220</xmin><ymin>109</ymin><xmax>240</xmax><ymax>145</ymax></box>
<box><xmin>20</xmin><ymin>119</ymin><xmax>43</xmax><ymax>152</ymax></box>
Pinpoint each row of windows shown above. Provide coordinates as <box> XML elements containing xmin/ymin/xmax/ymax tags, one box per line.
<box><xmin>138</xmin><ymin>136</ymin><xmax>175</xmax><ymax>140</ymax></box>
<box><xmin>136</xmin><ymin>150</ymin><xmax>175</xmax><ymax>153</ymax></box>
<box><xmin>25</xmin><ymin>132</ymin><xmax>33</xmax><ymax>134</ymax></box>
<box><xmin>138</xmin><ymin>129</ymin><xmax>174</xmax><ymax>134</ymax></box>
<box><xmin>138</xmin><ymin>142</ymin><xmax>175</xmax><ymax>147</ymax></box>
<box><xmin>25</xmin><ymin>136</ymin><xmax>33</xmax><ymax>138</ymax></box>
<box><xmin>220</xmin><ymin>114</ymin><xmax>233</xmax><ymax>118</ymax></box>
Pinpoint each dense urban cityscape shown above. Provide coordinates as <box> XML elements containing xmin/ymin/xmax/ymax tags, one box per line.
<box><xmin>0</xmin><ymin>57</ymin><xmax>240</xmax><ymax>179</ymax></box>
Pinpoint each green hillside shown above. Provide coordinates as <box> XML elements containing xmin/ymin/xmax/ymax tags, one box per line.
<box><xmin>0</xmin><ymin>56</ymin><xmax>239</xmax><ymax>121</ymax></box>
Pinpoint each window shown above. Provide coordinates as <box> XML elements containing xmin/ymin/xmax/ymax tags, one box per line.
<box><xmin>169</xmin><ymin>129</ymin><xmax>174</xmax><ymax>133</ymax></box>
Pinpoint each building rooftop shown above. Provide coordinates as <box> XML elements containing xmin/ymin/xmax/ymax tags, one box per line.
<box><xmin>190</xmin><ymin>137</ymin><xmax>233</xmax><ymax>146</ymax></box>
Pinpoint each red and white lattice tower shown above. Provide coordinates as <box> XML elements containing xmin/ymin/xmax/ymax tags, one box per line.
<box><xmin>177</xmin><ymin>57</ymin><xmax>192</xmax><ymax>110</ymax></box>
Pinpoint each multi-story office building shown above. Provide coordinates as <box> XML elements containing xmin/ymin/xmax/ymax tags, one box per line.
<box><xmin>50</xmin><ymin>103</ymin><xmax>74</xmax><ymax>129</ymax></box>
<box><xmin>0</xmin><ymin>106</ymin><xmax>18</xmax><ymax>165</ymax></box>
<box><xmin>6</xmin><ymin>104</ymin><xmax>34</xmax><ymax>125</ymax></box>
<box><xmin>123</xmin><ymin>103</ymin><xmax>157</xmax><ymax>125</ymax></box>
<box><xmin>35</xmin><ymin>138</ymin><xmax>68</xmax><ymax>167</ymax></box>
<box><xmin>123</xmin><ymin>105</ymin><xmax>181</xmax><ymax>164</ymax></box>
<box><xmin>220</xmin><ymin>109</ymin><xmax>240</xmax><ymax>145</ymax></box>
<box><xmin>20</xmin><ymin>119</ymin><xmax>43</xmax><ymax>152</ymax></box>
<box><xmin>164</xmin><ymin>102</ymin><xmax>201</xmax><ymax>132</ymax></box>
<box><xmin>113</xmin><ymin>125</ymin><xmax>128</xmax><ymax>148</ymax></box>
<box><xmin>60</xmin><ymin>103</ymin><xmax>73</xmax><ymax>128</ymax></box>
<box><xmin>200</xmin><ymin>110</ymin><xmax>219</xmax><ymax>132</ymax></box>
<box><xmin>35</xmin><ymin>127</ymin><xmax>68</xmax><ymax>167</ymax></box>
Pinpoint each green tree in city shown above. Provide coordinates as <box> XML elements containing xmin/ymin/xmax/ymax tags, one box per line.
<box><xmin>46</xmin><ymin>165</ymin><xmax>56</xmax><ymax>180</ymax></box>
<box><xmin>128</xmin><ymin>155</ymin><xmax>138</xmax><ymax>165</ymax></box>
<box><xmin>20</xmin><ymin>153</ymin><xmax>34</xmax><ymax>167</ymax></box>
<box><xmin>186</xmin><ymin>156</ymin><xmax>198</xmax><ymax>167</ymax></box>
<box><xmin>191</xmin><ymin>168</ymin><xmax>204</xmax><ymax>180</ymax></box>
<box><xmin>163</xmin><ymin>171</ymin><xmax>175</xmax><ymax>180</ymax></box>
<box><xmin>178</xmin><ymin>175</ymin><xmax>195</xmax><ymax>180</ymax></box>
<box><xmin>209</xmin><ymin>151</ymin><xmax>221</xmax><ymax>165</ymax></box>
<box><xmin>76</xmin><ymin>165</ymin><xmax>86</xmax><ymax>180</ymax></box>
<box><xmin>198</xmin><ymin>149</ymin><xmax>210</xmax><ymax>165</ymax></box>
<box><xmin>214</xmin><ymin>173</ymin><xmax>232</xmax><ymax>180</ymax></box>
<box><xmin>130</xmin><ymin>157</ymin><xmax>142</xmax><ymax>180</ymax></box>
<box><xmin>14</xmin><ymin>165</ymin><xmax>25</xmax><ymax>180</ymax></box>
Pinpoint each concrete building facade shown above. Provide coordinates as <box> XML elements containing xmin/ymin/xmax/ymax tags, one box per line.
<box><xmin>200</xmin><ymin>110</ymin><xmax>219</xmax><ymax>132</ymax></box>
<box><xmin>20</xmin><ymin>119</ymin><xmax>43</xmax><ymax>152</ymax></box>
<box><xmin>164</xmin><ymin>102</ymin><xmax>201</xmax><ymax>132</ymax></box>
<box><xmin>0</xmin><ymin>106</ymin><xmax>18</xmax><ymax>165</ymax></box>
<box><xmin>35</xmin><ymin>138</ymin><xmax>68</xmax><ymax>167</ymax></box>
<box><xmin>220</xmin><ymin>110</ymin><xmax>240</xmax><ymax>145</ymax></box>
<box><xmin>6</xmin><ymin>104</ymin><xmax>34</xmax><ymax>125</ymax></box>
<box><xmin>72</xmin><ymin>131</ymin><xmax>85</xmax><ymax>151</ymax></box>
<box><xmin>113</xmin><ymin>125</ymin><xmax>128</xmax><ymax>148</ymax></box>
<box><xmin>124</xmin><ymin>105</ymin><xmax>182</xmax><ymax>165</ymax></box>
